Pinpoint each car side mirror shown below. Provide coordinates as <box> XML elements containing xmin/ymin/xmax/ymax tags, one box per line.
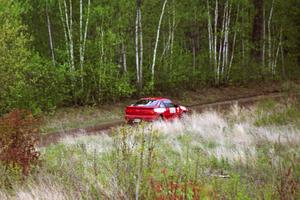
<box><xmin>174</xmin><ymin>104</ymin><xmax>179</xmax><ymax>107</ymax></box>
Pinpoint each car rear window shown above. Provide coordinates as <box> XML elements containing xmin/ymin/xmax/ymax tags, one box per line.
<box><xmin>134</xmin><ymin>99</ymin><xmax>159</xmax><ymax>107</ymax></box>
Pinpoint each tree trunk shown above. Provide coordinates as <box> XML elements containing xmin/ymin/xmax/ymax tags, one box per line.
<box><xmin>217</xmin><ymin>1</ymin><xmax>226</xmax><ymax>84</ymax></box>
<box><xmin>138</xmin><ymin>6</ymin><xmax>143</xmax><ymax>89</ymax></box>
<box><xmin>214</xmin><ymin>0</ymin><xmax>218</xmax><ymax>84</ymax></box>
<box><xmin>273</xmin><ymin>28</ymin><xmax>282</xmax><ymax>76</ymax></box>
<box><xmin>122</xmin><ymin>42</ymin><xmax>127</xmax><ymax>73</ymax></box>
<box><xmin>58</xmin><ymin>0</ymin><xmax>70</xmax><ymax>67</ymax></box>
<box><xmin>170</xmin><ymin>0</ymin><xmax>175</xmax><ymax>67</ymax></box>
<box><xmin>79</xmin><ymin>0</ymin><xmax>83</xmax><ymax>85</ymax></box>
<box><xmin>227</xmin><ymin>5</ymin><xmax>240</xmax><ymax>82</ymax></box>
<box><xmin>63</xmin><ymin>0</ymin><xmax>75</xmax><ymax>71</ymax></box>
<box><xmin>192</xmin><ymin>38</ymin><xmax>196</xmax><ymax>72</ymax></box>
<box><xmin>46</xmin><ymin>0</ymin><xmax>55</xmax><ymax>66</ymax></box>
<box><xmin>207</xmin><ymin>0</ymin><xmax>213</xmax><ymax>66</ymax></box>
<box><xmin>79</xmin><ymin>0</ymin><xmax>91</xmax><ymax>88</ymax></box>
<box><xmin>252</xmin><ymin>0</ymin><xmax>264</xmax><ymax>63</ymax></box>
<box><xmin>135</xmin><ymin>2</ymin><xmax>140</xmax><ymax>86</ymax></box>
<box><xmin>151</xmin><ymin>0</ymin><xmax>168</xmax><ymax>88</ymax></box>
<box><xmin>262</xmin><ymin>5</ymin><xmax>266</xmax><ymax>68</ymax></box>
<box><xmin>268</xmin><ymin>0</ymin><xmax>274</xmax><ymax>74</ymax></box>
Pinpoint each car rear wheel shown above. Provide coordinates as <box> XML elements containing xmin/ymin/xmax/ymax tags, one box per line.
<box><xmin>157</xmin><ymin>115</ymin><xmax>164</xmax><ymax>122</ymax></box>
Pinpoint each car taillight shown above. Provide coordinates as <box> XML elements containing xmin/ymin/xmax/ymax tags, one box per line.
<box><xmin>154</xmin><ymin>108</ymin><xmax>166</xmax><ymax>114</ymax></box>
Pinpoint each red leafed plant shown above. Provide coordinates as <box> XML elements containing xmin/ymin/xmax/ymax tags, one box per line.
<box><xmin>148</xmin><ymin>168</ymin><xmax>218</xmax><ymax>200</ymax></box>
<box><xmin>0</xmin><ymin>109</ymin><xmax>40</xmax><ymax>176</ymax></box>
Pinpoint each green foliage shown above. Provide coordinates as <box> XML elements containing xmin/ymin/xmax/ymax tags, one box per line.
<box><xmin>0</xmin><ymin>1</ymin><xmax>68</xmax><ymax>115</ymax></box>
<box><xmin>0</xmin><ymin>0</ymin><xmax>299</xmax><ymax>113</ymax></box>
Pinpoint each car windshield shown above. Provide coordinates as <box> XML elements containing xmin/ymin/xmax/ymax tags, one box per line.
<box><xmin>163</xmin><ymin>100</ymin><xmax>175</xmax><ymax>108</ymax></box>
<box><xmin>133</xmin><ymin>99</ymin><xmax>159</xmax><ymax>107</ymax></box>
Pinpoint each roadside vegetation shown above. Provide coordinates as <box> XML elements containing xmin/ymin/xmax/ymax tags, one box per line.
<box><xmin>0</xmin><ymin>0</ymin><xmax>300</xmax><ymax>198</ymax></box>
<box><xmin>1</xmin><ymin>99</ymin><xmax>299</xmax><ymax>199</ymax></box>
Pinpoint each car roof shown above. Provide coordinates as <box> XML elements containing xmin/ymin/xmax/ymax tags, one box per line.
<box><xmin>140</xmin><ymin>97</ymin><xmax>170</xmax><ymax>101</ymax></box>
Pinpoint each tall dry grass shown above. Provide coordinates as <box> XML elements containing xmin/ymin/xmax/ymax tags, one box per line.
<box><xmin>1</xmin><ymin>102</ymin><xmax>299</xmax><ymax>199</ymax></box>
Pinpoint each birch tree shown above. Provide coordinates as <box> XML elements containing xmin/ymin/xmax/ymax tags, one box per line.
<box><xmin>268</xmin><ymin>0</ymin><xmax>274</xmax><ymax>75</ymax></box>
<box><xmin>58</xmin><ymin>0</ymin><xmax>75</xmax><ymax>71</ymax></box>
<box><xmin>79</xmin><ymin>0</ymin><xmax>91</xmax><ymax>87</ymax></box>
<box><xmin>46</xmin><ymin>0</ymin><xmax>55</xmax><ymax>66</ymax></box>
<box><xmin>135</xmin><ymin>0</ymin><xmax>143</xmax><ymax>90</ymax></box>
<box><xmin>151</xmin><ymin>0</ymin><xmax>168</xmax><ymax>88</ymax></box>
<box><xmin>207</xmin><ymin>0</ymin><xmax>240</xmax><ymax>84</ymax></box>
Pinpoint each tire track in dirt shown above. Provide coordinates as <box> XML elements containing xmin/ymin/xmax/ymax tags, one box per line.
<box><xmin>40</xmin><ymin>92</ymin><xmax>299</xmax><ymax>147</ymax></box>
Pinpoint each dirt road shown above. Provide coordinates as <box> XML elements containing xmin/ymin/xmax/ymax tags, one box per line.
<box><xmin>40</xmin><ymin>92</ymin><xmax>299</xmax><ymax>147</ymax></box>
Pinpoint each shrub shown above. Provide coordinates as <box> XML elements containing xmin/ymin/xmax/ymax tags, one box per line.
<box><xmin>0</xmin><ymin>110</ymin><xmax>40</xmax><ymax>177</ymax></box>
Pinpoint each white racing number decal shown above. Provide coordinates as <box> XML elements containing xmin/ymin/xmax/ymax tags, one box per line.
<box><xmin>154</xmin><ymin>108</ymin><xmax>166</xmax><ymax>114</ymax></box>
<box><xmin>169</xmin><ymin>107</ymin><xmax>176</xmax><ymax>113</ymax></box>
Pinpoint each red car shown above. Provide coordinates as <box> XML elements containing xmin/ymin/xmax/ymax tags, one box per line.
<box><xmin>125</xmin><ymin>97</ymin><xmax>188</xmax><ymax>123</ymax></box>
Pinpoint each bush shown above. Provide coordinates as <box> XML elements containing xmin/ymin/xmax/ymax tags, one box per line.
<box><xmin>0</xmin><ymin>110</ymin><xmax>40</xmax><ymax>177</ymax></box>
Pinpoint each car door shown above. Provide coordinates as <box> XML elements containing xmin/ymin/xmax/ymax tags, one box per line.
<box><xmin>162</xmin><ymin>100</ymin><xmax>177</xmax><ymax>120</ymax></box>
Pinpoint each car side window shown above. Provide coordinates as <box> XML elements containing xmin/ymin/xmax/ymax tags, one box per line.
<box><xmin>163</xmin><ymin>100</ymin><xmax>175</xmax><ymax>108</ymax></box>
<box><xmin>159</xmin><ymin>102</ymin><xmax>166</xmax><ymax>108</ymax></box>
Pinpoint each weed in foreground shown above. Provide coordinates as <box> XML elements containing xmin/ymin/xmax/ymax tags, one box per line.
<box><xmin>0</xmin><ymin>110</ymin><xmax>40</xmax><ymax>189</ymax></box>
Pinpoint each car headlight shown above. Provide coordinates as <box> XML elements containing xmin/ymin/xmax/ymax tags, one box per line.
<box><xmin>180</xmin><ymin>106</ymin><xmax>187</xmax><ymax>111</ymax></box>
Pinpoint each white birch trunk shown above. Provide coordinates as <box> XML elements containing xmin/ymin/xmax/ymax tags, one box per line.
<box><xmin>273</xmin><ymin>28</ymin><xmax>282</xmax><ymax>75</ymax></box>
<box><xmin>160</xmin><ymin>18</ymin><xmax>172</xmax><ymax>62</ymax></box>
<box><xmin>138</xmin><ymin>7</ymin><xmax>143</xmax><ymax>89</ymax></box>
<box><xmin>225</xmin><ymin>4</ymin><xmax>231</xmax><ymax>69</ymax></box>
<box><xmin>227</xmin><ymin>6</ymin><xmax>239</xmax><ymax>81</ymax></box>
<box><xmin>268</xmin><ymin>0</ymin><xmax>274</xmax><ymax>74</ymax></box>
<box><xmin>170</xmin><ymin>0</ymin><xmax>175</xmax><ymax>61</ymax></box>
<box><xmin>79</xmin><ymin>0</ymin><xmax>91</xmax><ymax>87</ymax></box>
<box><xmin>207</xmin><ymin>0</ymin><xmax>213</xmax><ymax>65</ymax></box>
<box><xmin>151</xmin><ymin>0</ymin><xmax>168</xmax><ymax>84</ymax></box>
<box><xmin>217</xmin><ymin>1</ymin><xmax>226</xmax><ymax>84</ymax></box>
<box><xmin>58</xmin><ymin>0</ymin><xmax>70</xmax><ymax>67</ymax></box>
<box><xmin>100</xmin><ymin>27</ymin><xmax>104</xmax><ymax>63</ymax></box>
<box><xmin>46</xmin><ymin>0</ymin><xmax>55</xmax><ymax>66</ymax></box>
<box><xmin>69</xmin><ymin>0</ymin><xmax>75</xmax><ymax>71</ymax></box>
<box><xmin>221</xmin><ymin>1</ymin><xmax>229</xmax><ymax>79</ymax></box>
<box><xmin>122</xmin><ymin>42</ymin><xmax>127</xmax><ymax>72</ymax></box>
<box><xmin>262</xmin><ymin>5</ymin><xmax>266</xmax><ymax>68</ymax></box>
<box><xmin>63</xmin><ymin>0</ymin><xmax>75</xmax><ymax>71</ymax></box>
<box><xmin>83</xmin><ymin>0</ymin><xmax>91</xmax><ymax>59</ymax></box>
<box><xmin>214</xmin><ymin>0</ymin><xmax>218</xmax><ymax>83</ymax></box>
<box><xmin>135</xmin><ymin>6</ymin><xmax>140</xmax><ymax>84</ymax></box>
<box><xmin>280</xmin><ymin>40</ymin><xmax>285</xmax><ymax>78</ymax></box>
<box><xmin>79</xmin><ymin>0</ymin><xmax>83</xmax><ymax>85</ymax></box>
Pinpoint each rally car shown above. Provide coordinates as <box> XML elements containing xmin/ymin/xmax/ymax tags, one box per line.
<box><xmin>125</xmin><ymin>97</ymin><xmax>188</xmax><ymax>123</ymax></box>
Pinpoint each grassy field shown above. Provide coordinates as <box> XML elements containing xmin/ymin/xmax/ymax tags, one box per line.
<box><xmin>1</xmin><ymin>98</ymin><xmax>299</xmax><ymax>199</ymax></box>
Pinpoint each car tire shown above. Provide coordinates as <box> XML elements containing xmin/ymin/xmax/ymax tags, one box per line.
<box><xmin>158</xmin><ymin>115</ymin><xmax>164</xmax><ymax>122</ymax></box>
<box><xmin>180</xmin><ymin>111</ymin><xmax>188</xmax><ymax>119</ymax></box>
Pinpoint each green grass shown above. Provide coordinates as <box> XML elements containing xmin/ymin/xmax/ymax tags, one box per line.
<box><xmin>1</xmin><ymin>100</ymin><xmax>300</xmax><ymax>199</ymax></box>
<box><xmin>255</xmin><ymin>100</ymin><xmax>300</xmax><ymax>128</ymax></box>
<box><xmin>40</xmin><ymin>105</ymin><xmax>125</xmax><ymax>134</ymax></box>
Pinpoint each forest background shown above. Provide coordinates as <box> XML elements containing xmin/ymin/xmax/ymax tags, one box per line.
<box><xmin>0</xmin><ymin>0</ymin><xmax>299</xmax><ymax>115</ymax></box>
